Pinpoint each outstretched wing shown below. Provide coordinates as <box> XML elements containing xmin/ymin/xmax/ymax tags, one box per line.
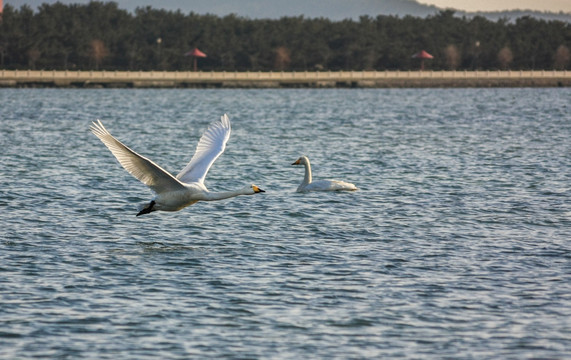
<box><xmin>176</xmin><ymin>114</ymin><xmax>231</xmax><ymax>184</ymax></box>
<box><xmin>90</xmin><ymin>120</ymin><xmax>186</xmax><ymax>194</ymax></box>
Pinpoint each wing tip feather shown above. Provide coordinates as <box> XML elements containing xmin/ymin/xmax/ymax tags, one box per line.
<box><xmin>221</xmin><ymin>114</ymin><xmax>231</xmax><ymax>130</ymax></box>
<box><xmin>90</xmin><ymin>119</ymin><xmax>111</xmax><ymax>138</ymax></box>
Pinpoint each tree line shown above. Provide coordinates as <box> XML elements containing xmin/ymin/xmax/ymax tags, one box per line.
<box><xmin>0</xmin><ymin>1</ymin><xmax>570</xmax><ymax>71</ymax></box>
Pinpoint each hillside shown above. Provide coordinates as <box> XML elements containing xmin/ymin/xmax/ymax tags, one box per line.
<box><xmin>5</xmin><ymin>0</ymin><xmax>571</xmax><ymax>22</ymax></box>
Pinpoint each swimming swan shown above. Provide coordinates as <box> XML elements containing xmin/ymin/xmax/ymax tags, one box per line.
<box><xmin>291</xmin><ymin>156</ymin><xmax>357</xmax><ymax>193</ymax></box>
<box><xmin>91</xmin><ymin>114</ymin><xmax>265</xmax><ymax>216</ymax></box>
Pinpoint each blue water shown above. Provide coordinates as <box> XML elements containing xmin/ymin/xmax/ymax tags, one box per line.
<box><xmin>0</xmin><ymin>88</ymin><xmax>569</xmax><ymax>359</ymax></box>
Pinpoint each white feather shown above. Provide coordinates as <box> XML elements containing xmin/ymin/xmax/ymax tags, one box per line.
<box><xmin>91</xmin><ymin>114</ymin><xmax>264</xmax><ymax>216</ymax></box>
<box><xmin>176</xmin><ymin>114</ymin><xmax>231</xmax><ymax>184</ymax></box>
<box><xmin>292</xmin><ymin>155</ymin><xmax>357</xmax><ymax>193</ymax></box>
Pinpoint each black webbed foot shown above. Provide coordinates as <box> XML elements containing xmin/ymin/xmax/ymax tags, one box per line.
<box><xmin>136</xmin><ymin>200</ymin><xmax>156</xmax><ymax>217</ymax></box>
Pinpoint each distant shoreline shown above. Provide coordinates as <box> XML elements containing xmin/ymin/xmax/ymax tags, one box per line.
<box><xmin>1</xmin><ymin>70</ymin><xmax>569</xmax><ymax>88</ymax></box>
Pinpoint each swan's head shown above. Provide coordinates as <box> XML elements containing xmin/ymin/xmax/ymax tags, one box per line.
<box><xmin>291</xmin><ymin>156</ymin><xmax>309</xmax><ymax>166</ymax></box>
<box><xmin>246</xmin><ymin>184</ymin><xmax>265</xmax><ymax>195</ymax></box>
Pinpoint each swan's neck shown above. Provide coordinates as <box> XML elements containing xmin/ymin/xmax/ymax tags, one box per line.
<box><xmin>302</xmin><ymin>159</ymin><xmax>312</xmax><ymax>186</ymax></box>
<box><xmin>204</xmin><ymin>188</ymin><xmax>251</xmax><ymax>201</ymax></box>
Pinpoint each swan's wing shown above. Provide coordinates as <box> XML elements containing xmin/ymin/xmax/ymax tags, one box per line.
<box><xmin>176</xmin><ymin>114</ymin><xmax>231</xmax><ymax>184</ymax></box>
<box><xmin>90</xmin><ymin>120</ymin><xmax>186</xmax><ymax>194</ymax></box>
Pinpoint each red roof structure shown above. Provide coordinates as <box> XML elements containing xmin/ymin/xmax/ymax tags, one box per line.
<box><xmin>412</xmin><ymin>50</ymin><xmax>434</xmax><ymax>70</ymax></box>
<box><xmin>185</xmin><ymin>48</ymin><xmax>207</xmax><ymax>71</ymax></box>
<box><xmin>185</xmin><ymin>48</ymin><xmax>207</xmax><ymax>58</ymax></box>
<box><xmin>412</xmin><ymin>50</ymin><xmax>434</xmax><ymax>59</ymax></box>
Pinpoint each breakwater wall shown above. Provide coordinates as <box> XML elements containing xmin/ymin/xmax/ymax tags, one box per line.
<box><xmin>1</xmin><ymin>69</ymin><xmax>569</xmax><ymax>88</ymax></box>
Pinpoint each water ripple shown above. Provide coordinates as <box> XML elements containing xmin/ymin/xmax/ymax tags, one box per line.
<box><xmin>0</xmin><ymin>88</ymin><xmax>569</xmax><ymax>359</ymax></box>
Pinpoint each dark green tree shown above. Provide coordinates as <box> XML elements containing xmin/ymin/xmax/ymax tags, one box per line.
<box><xmin>0</xmin><ymin>2</ymin><xmax>569</xmax><ymax>71</ymax></box>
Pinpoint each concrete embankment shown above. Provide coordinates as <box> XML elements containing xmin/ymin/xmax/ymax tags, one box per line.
<box><xmin>1</xmin><ymin>70</ymin><xmax>569</xmax><ymax>88</ymax></box>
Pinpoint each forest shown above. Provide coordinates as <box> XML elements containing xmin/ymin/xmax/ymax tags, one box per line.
<box><xmin>0</xmin><ymin>1</ymin><xmax>570</xmax><ymax>71</ymax></box>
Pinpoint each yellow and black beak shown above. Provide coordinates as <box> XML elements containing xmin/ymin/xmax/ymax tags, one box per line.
<box><xmin>291</xmin><ymin>158</ymin><xmax>301</xmax><ymax>165</ymax></box>
<box><xmin>252</xmin><ymin>185</ymin><xmax>265</xmax><ymax>193</ymax></box>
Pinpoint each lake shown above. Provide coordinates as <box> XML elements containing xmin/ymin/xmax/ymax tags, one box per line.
<box><xmin>0</xmin><ymin>88</ymin><xmax>569</xmax><ymax>359</ymax></box>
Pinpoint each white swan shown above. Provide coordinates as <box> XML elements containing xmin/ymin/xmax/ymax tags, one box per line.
<box><xmin>90</xmin><ymin>114</ymin><xmax>264</xmax><ymax>216</ymax></box>
<box><xmin>291</xmin><ymin>155</ymin><xmax>357</xmax><ymax>193</ymax></box>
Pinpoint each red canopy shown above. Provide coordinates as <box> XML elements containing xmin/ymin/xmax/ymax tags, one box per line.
<box><xmin>412</xmin><ymin>50</ymin><xmax>433</xmax><ymax>59</ymax></box>
<box><xmin>185</xmin><ymin>48</ymin><xmax>207</xmax><ymax>71</ymax></box>
<box><xmin>185</xmin><ymin>48</ymin><xmax>207</xmax><ymax>58</ymax></box>
<box><xmin>412</xmin><ymin>50</ymin><xmax>433</xmax><ymax>70</ymax></box>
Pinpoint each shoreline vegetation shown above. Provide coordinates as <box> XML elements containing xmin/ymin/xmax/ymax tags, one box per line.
<box><xmin>1</xmin><ymin>4</ymin><xmax>570</xmax><ymax>74</ymax></box>
<box><xmin>1</xmin><ymin>70</ymin><xmax>569</xmax><ymax>88</ymax></box>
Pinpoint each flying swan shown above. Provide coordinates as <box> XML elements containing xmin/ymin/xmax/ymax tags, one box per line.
<box><xmin>90</xmin><ymin>114</ymin><xmax>265</xmax><ymax>216</ymax></box>
<box><xmin>291</xmin><ymin>155</ymin><xmax>357</xmax><ymax>192</ymax></box>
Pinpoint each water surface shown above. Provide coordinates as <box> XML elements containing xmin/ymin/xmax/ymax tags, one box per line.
<box><xmin>0</xmin><ymin>88</ymin><xmax>569</xmax><ymax>359</ymax></box>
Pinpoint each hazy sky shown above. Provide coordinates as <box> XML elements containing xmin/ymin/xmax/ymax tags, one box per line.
<box><xmin>418</xmin><ymin>0</ymin><xmax>571</xmax><ymax>13</ymax></box>
<box><xmin>3</xmin><ymin>0</ymin><xmax>571</xmax><ymax>15</ymax></box>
